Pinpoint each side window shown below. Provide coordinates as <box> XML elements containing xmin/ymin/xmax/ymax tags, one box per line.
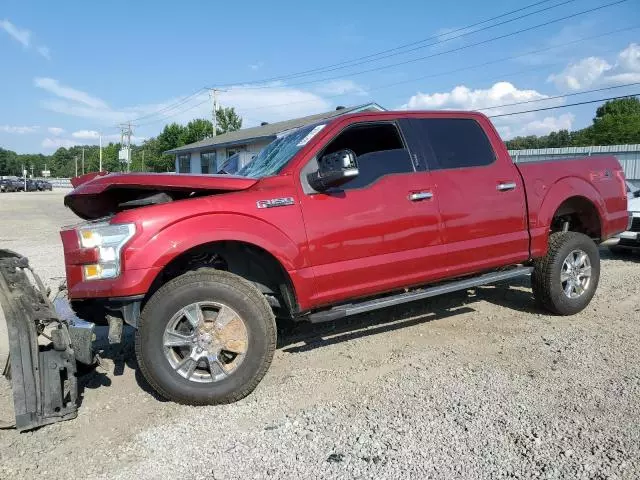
<box><xmin>413</xmin><ymin>118</ymin><xmax>495</xmax><ymax>170</ymax></box>
<box><xmin>321</xmin><ymin>123</ymin><xmax>413</xmax><ymax>190</ymax></box>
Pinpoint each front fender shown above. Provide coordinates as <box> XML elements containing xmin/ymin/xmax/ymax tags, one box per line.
<box><xmin>124</xmin><ymin>213</ymin><xmax>307</xmax><ymax>272</ymax></box>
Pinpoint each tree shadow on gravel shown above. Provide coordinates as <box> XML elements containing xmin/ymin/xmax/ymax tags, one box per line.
<box><xmin>75</xmin><ymin>326</ymin><xmax>169</xmax><ymax>405</ymax></box>
<box><xmin>599</xmin><ymin>246</ymin><xmax>640</xmax><ymax>263</ymax></box>
<box><xmin>278</xmin><ymin>277</ymin><xmax>543</xmax><ymax>354</ymax></box>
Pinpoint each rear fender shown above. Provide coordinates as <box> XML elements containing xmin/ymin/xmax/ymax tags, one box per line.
<box><xmin>529</xmin><ymin>176</ymin><xmax>605</xmax><ymax>257</ymax></box>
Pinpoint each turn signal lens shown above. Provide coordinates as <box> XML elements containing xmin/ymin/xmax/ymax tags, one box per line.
<box><xmin>83</xmin><ymin>264</ymin><xmax>102</xmax><ymax>280</ymax></box>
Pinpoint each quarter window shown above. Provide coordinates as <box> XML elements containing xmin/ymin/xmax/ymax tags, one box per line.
<box><xmin>321</xmin><ymin>123</ymin><xmax>413</xmax><ymax>190</ymax></box>
<box><xmin>412</xmin><ymin>118</ymin><xmax>495</xmax><ymax>170</ymax></box>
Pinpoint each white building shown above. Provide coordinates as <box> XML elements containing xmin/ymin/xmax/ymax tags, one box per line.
<box><xmin>166</xmin><ymin>103</ymin><xmax>385</xmax><ymax>174</ymax></box>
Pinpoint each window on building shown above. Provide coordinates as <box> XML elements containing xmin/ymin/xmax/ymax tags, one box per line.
<box><xmin>226</xmin><ymin>146</ymin><xmax>244</xmax><ymax>159</ymax></box>
<box><xmin>177</xmin><ymin>154</ymin><xmax>190</xmax><ymax>173</ymax></box>
<box><xmin>412</xmin><ymin>118</ymin><xmax>495</xmax><ymax>170</ymax></box>
<box><xmin>201</xmin><ymin>151</ymin><xmax>217</xmax><ymax>174</ymax></box>
<box><xmin>321</xmin><ymin>122</ymin><xmax>413</xmax><ymax>190</ymax></box>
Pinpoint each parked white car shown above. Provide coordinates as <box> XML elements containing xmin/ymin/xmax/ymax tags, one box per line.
<box><xmin>610</xmin><ymin>182</ymin><xmax>640</xmax><ymax>253</ymax></box>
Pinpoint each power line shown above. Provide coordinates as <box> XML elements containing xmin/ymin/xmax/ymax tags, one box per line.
<box><xmin>478</xmin><ymin>82</ymin><xmax>640</xmax><ymax>112</ymax></box>
<box><xmin>215</xmin><ymin>0</ymin><xmax>576</xmax><ymax>86</ymax></box>
<box><xmin>117</xmin><ymin>1</ymin><xmax>574</xmax><ymax>127</ymax></box>
<box><xmin>121</xmin><ymin>88</ymin><xmax>207</xmax><ymax>125</ymax></box>
<box><xmin>488</xmin><ymin>93</ymin><xmax>639</xmax><ymax>118</ymax></box>
<box><xmin>235</xmin><ymin>25</ymin><xmax>639</xmax><ymax>115</ymax></box>
<box><xmin>135</xmin><ymin>98</ymin><xmax>210</xmax><ymax>127</ymax></box>
<box><xmin>126</xmin><ymin>1</ymin><xmax>630</xmax><ymax>128</ymax></box>
<box><xmin>134</xmin><ymin>23</ymin><xmax>637</xmax><ymax>128</ymax></box>
<box><xmin>212</xmin><ymin>0</ymin><xmax>628</xmax><ymax>91</ymax></box>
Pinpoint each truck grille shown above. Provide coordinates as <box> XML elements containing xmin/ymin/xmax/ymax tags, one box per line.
<box><xmin>632</xmin><ymin>217</ymin><xmax>640</xmax><ymax>232</ymax></box>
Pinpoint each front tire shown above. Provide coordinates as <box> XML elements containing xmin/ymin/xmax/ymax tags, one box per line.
<box><xmin>135</xmin><ymin>269</ymin><xmax>276</xmax><ymax>405</ymax></box>
<box><xmin>532</xmin><ymin>232</ymin><xmax>600</xmax><ymax>315</ymax></box>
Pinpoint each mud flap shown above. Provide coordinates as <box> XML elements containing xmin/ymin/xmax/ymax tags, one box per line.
<box><xmin>0</xmin><ymin>250</ymin><xmax>92</xmax><ymax>431</ymax></box>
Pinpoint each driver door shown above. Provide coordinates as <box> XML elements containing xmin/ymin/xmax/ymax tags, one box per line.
<box><xmin>298</xmin><ymin>120</ymin><xmax>446</xmax><ymax>307</ymax></box>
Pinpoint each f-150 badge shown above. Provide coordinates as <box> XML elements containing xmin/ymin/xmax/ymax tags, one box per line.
<box><xmin>256</xmin><ymin>197</ymin><xmax>295</xmax><ymax>209</ymax></box>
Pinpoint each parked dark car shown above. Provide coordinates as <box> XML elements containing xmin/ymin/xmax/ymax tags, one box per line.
<box><xmin>0</xmin><ymin>179</ymin><xmax>17</xmax><ymax>192</ymax></box>
<box><xmin>1</xmin><ymin>178</ymin><xmax>21</xmax><ymax>192</ymax></box>
<box><xmin>16</xmin><ymin>178</ymin><xmax>38</xmax><ymax>192</ymax></box>
<box><xmin>36</xmin><ymin>180</ymin><xmax>53</xmax><ymax>191</ymax></box>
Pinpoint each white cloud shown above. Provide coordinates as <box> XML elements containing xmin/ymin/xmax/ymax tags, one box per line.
<box><xmin>36</xmin><ymin>45</ymin><xmax>51</xmax><ymax>60</ymax></box>
<box><xmin>399</xmin><ymin>81</ymin><xmax>572</xmax><ymax>140</ymax></box>
<box><xmin>218</xmin><ymin>84</ymin><xmax>332</xmax><ymax>124</ymax></box>
<box><xmin>0</xmin><ymin>125</ymin><xmax>39</xmax><ymax>134</ymax></box>
<box><xmin>249</xmin><ymin>62</ymin><xmax>264</xmax><ymax>70</ymax></box>
<box><xmin>315</xmin><ymin>79</ymin><xmax>368</xmax><ymax>96</ymax></box>
<box><xmin>0</xmin><ymin>19</ymin><xmax>30</xmax><ymax>47</ymax></box>
<box><xmin>618</xmin><ymin>43</ymin><xmax>640</xmax><ymax>72</ymax></box>
<box><xmin>47</xmin><ymin>127</ymin><xmax>65</xmax><ymax>136</ymax></box>
<box><xmin>35</xmin><ymin>77</ymin><xmax>108</xmax><ymax>109</ymax></box>
<box><xmin>547</xmin><ymin>43</ymin><xmax>640</xmax><ymax>91</ymax></box>
<box><xmin>1</xmin><ymin>19</ymin><xmax>50</xmax><ymax>59</ymax></box>
<box><xmin>35</xmin><ymin>77</ymin><xmax>336</xmax><ymax>131</ymax></box>
<box><xmin>548</xmin><ymin>57</ymin><xmax>612</xmax><ymax>90</ymax></box>
<box><xmin>497</xmin><ymin>113</ymin><xmax>575</xmax><ymax>139</ymax></box>
<box><xmin>71</xmin><ymin>129</ymin><xmax>100</xmax><ymax>139</ymax></box>
<box><xmin>401</xmin><ymin>81</ymin><xmax>553</xmax><ymax>114</ymax></box>
<box><xmin>41</xmin><ymin>132</ymin><xmax>146</xmax><ymax>151</ymax></box>
<box><xmin>41</xmin><ymin>137</ymin><xmax>78</xmax><ymax>149</ymax></box>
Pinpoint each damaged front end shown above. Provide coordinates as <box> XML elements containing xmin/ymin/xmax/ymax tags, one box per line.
<box><xmin>0</xmin><ymin>249</ymin><xmax>95</xmax><ymax>431</ymax></box>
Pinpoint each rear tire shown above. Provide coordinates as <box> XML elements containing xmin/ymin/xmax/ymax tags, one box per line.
<box><xmin>135</xmin><ymin>269</ymin><xmax>276</xmax><ymax>405</ymax></box>
<box><xmin>532</xmin><ymin>232</ymin><xmax>600</xmax><ymax>315</ymax></box>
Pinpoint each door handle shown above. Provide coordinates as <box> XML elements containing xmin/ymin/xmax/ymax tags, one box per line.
<box><xmin>408</xmin><ymin>191</ymin><xmax>433</xmax><ymax>201</ymax></box>
<box><xmin>497</xmin><ymin>182</ymin><xmax>517</xmax><ymax>192</ymax></box>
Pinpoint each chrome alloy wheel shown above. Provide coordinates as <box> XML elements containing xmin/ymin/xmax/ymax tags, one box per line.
<box><xmin>163</xmin><ymin>301</ymin><xmax>248</xmax><ymax>383</ymax></box>
<box><xmin>560</xmin><ymin>249</ymin><xmax>592</xmax><ymax>299</ymax></box>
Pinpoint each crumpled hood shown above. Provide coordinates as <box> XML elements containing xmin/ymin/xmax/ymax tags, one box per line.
<box><xmin>64</xmin><ymin>172</ymin><xmax>258</xmax><ymax>220</ymax></box>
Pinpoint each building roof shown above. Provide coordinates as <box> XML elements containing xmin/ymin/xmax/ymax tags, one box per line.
<box><xmin>165</xmin><ymin>102</ymin><xmax>385</xmax><ymax>154</ymax></box>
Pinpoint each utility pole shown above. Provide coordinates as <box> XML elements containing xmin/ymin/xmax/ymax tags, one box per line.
<box><xmin>82</xmin><ymin>147</ymin><xmax>85</xmax><ymax>175</ymax></box>
<box><xmin>119</xmin><ymin>123</ymin><xmax>133</xmax><ymax>172</ymax></box>
<box><xmin>74</xmin><ymin>155</ymin><xmax>78</xmax><ymax>177</ymax></box>
<box><xmin>30</xmin><ymin>165</ymin><xmax>34</xmax><ymax>178</ymax></box>
<box><xmin>142</xmin><ymin>149</ymin><xmax>145</xmax><ymax>172</ymax></box>
<box><xmin>99</xmin><ymin>133</ymin><xmax>103</xmax><ymax>172</ymax></box>
<box><xmin>208</xmin><ymin>88</ymin><xmax>227</xmax><ymax>137</ymax></box>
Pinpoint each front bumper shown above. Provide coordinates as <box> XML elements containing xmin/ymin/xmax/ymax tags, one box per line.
<box><xmin>0</xmin><ymin>250</ymin><xmax>95</xmax><ymax>431</ymax></box>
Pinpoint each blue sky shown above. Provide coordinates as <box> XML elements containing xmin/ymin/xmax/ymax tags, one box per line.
<box><xmin>1</xmin><ymin>0</ymin><xmax>639</xmax><ymax>153</ymax></box>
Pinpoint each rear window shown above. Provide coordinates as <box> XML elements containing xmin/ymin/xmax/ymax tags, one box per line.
<box><xmin>412</xmin><ymin>118</ymin><xmax>496</xmax><ymax>170</ymax></box>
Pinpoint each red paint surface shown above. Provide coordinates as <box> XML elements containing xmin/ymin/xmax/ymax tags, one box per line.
<box><xmin>61</xmin><ymin>111</ymin><xmax>629</xmax><ymax>312</ymax></box>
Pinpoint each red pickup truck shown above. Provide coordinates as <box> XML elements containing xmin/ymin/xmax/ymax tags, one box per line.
<box><xmin>0</xmin><ymin>110</ymin><xmax>630</xmax><ymax>428</ymax></box>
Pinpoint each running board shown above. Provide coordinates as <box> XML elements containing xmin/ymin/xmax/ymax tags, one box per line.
<box><xmin>307</xmin><ymin>267</ymin><xmax>533</xmax><ymax>323</ymax></box>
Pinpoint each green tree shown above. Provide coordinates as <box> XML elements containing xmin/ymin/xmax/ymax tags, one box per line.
<box><xmin>182</xmin><ymin>118</ymin><xmax>213</xmax><ymax>145</ymax></box>
<box><xmin>156</xmin><ymin>123</ymin><xmax>186</xmax><ymax>153</ymax></box>
<box><xmin>216</xmin><ymin>107</ymin><xmax>242</xmax><ymax>134</ymax></box>
<box><xmin>590</xmin><ymin>97</ymin><xmax>640</xmax><ymax>145</ymax></box>
<box><xmin>506</xmin><ymin>98</ymin><xmax>640</xmax><ymax>150</ymax></box>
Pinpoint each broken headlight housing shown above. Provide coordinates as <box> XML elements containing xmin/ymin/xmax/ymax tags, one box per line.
<box><xmin>78</xmin><ymin>222</ymin><xmax>136</xmax><ymax>280</ymax></box>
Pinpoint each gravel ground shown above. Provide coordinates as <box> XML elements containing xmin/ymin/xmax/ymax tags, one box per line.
<box><xmin>0</xmin><ymin>191</ymin><xmax>639</xmax><ymax>479</ymax></box>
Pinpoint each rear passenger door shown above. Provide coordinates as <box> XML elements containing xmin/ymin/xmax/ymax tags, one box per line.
<box><xmin>298</xmin><ymin>120</ymin><xmax>447</xmax><ymax>307</ymax></box>
<box><xmin>406</xmin><ymin>117</ymin><xmax>529</xmax><ymax>276</ymax></box>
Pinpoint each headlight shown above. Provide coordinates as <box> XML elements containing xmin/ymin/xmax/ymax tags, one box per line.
<box><xmin>78</xmin><ymin>222</ymin><xmax>136</xmax><ymax>280</ymax></box>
